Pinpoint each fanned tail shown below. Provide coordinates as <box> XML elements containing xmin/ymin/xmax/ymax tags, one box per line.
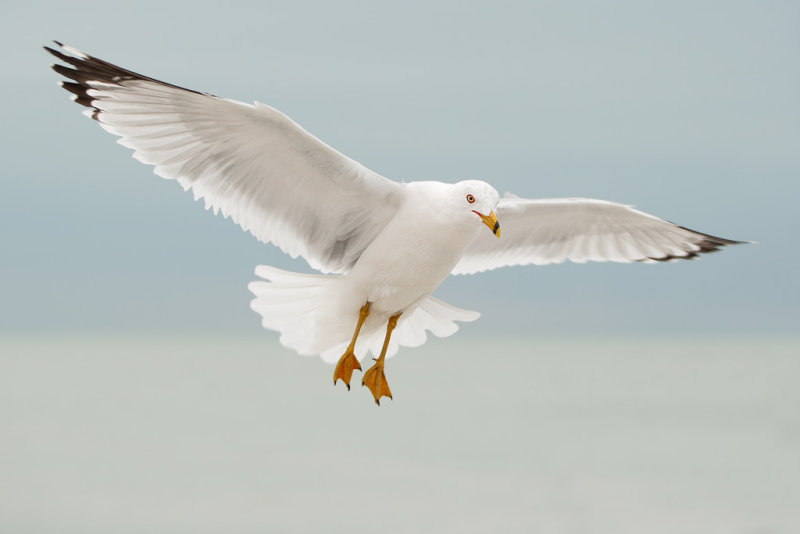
<box><xmin>319</xmin><ymin>295</ymin><xmax>480</xmax><ymax>363</ymax></box>
<box><xmin>248</xmin><ymin>265</ymin><xmax>341</xmax><ymax>357</ymax></box>
<box><xmin>248</xmin><ymin>265</ymin><xmax>480</xmax><ymax>363</ymax></box>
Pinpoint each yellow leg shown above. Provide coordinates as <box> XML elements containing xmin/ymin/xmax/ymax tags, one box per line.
<box><xmin>362</xmin><ymin>312</ymin><xmax>402</xmax><ymax>405</ymax></box>
<box><xmin>333</xmin><ymin>302</ymin><xmax>371</xmax><ymax>390</ymax></box>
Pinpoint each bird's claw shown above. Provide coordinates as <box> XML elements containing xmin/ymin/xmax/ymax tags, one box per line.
<box><xmin>362</xmin><ymin>361</ymin><xmax>392</xmax><ymax>405</ymax></box>
<box><xmin>333</xmin><ymin>349</ymin><xmax>361</xmax><ymax>390</ymax></box>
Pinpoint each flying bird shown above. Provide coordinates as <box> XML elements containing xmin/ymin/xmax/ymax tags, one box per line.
<box><xmin>46</xmin><ymin>42</ymin><xmax>743</xmax><ymax>404</ymax></box>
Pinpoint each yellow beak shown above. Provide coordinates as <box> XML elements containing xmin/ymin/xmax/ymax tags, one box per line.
<box><xmin>475</xmin><ymin>210</ymin><xmax>500</xmax><ymax>238</ymax></box>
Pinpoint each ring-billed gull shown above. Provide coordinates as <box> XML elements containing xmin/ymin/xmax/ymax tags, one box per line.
<box><xmin>46</xmin><ymin>42</ymin><xmax>744</xmax><ymax>404</ymax></box>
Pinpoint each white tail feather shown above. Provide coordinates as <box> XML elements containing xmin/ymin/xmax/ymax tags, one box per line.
<box><xmin>248</xmin><ymin>265</ymin><xmax>480</xmax><ymax>364</ymax></box>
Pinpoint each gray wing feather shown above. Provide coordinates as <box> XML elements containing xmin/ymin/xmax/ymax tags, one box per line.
<box><xmin>46</xmin><ymin>42</ymin><xmax>403</xmax><ymax>274</ymax></box>
<box><xmin>452</xmin><ymin>197</ymin><xmax>743</xmax><ymax>275</ymax></box>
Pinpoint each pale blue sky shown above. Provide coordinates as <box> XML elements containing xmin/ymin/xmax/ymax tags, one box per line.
<box><xmin>1</xmin><ymin>0</ymin><xmax>797</xmax><ymax>336</ymax></box>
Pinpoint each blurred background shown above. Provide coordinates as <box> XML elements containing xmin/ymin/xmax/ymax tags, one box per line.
<box><xmin>1</xmin><ymin>1</ymin><xmax>798</xmax><ymax>532</ymax></box>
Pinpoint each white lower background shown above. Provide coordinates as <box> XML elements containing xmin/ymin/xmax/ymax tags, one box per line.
<box><xmin>1</xmin><ymin>335</ymin><xmax>797</xmax><ymax>533</ymax></box>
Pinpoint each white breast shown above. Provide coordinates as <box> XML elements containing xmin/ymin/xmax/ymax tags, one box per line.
<box><xmin>342</xmin><ymin>182</ymin><xmax>480</xmax><ymax>316</ymax></box>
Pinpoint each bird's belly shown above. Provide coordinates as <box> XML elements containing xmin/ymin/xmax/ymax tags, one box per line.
<box><xmin>343</xmin><ymin>227</ymin><xmax>469</xmax><ymax>316</ymax></box>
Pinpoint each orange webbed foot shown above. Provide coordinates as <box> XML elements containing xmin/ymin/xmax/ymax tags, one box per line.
<box><xmin>362</xmin><ymin>358</ymin><xmax>393</xmax><ymax>405</ymax></box>
<box><xmin>333</xmin><ymin>350</ymin><xmax>361</xmax><ymax>390</ymax></box>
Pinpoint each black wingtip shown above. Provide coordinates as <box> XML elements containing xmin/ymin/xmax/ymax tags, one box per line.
<box><xmin>674</xmin><ymin>225</ymin><xmax>748</xmax><ymax>247</ymax></box>
<box><xmin>45</xmin><ymin>40</ymin><xmax>209</xmax><ymax>115</ymax></box>
<box><xmin>638</xmin><ymin>226</ymin><xmax>749</xmax><ymax>263</ymax></box>
<box><xmin>44</xmin><ymin>41</ymin><xmax>66</xmax><ymax>57</ymax></box>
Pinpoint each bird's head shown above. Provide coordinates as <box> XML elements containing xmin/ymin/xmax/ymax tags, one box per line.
<box><xmin>454</xmin><ymin>180</ymin><xmax>501</xmax><ymax>238</ymax></box>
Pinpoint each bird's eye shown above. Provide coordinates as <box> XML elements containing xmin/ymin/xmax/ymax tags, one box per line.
<box><xmin>466</xmin><ymin>194</ymin><xmax>476</xmax><ymax>204</ymax></box>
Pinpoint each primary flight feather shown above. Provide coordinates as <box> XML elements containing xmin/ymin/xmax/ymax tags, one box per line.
<box><xmin>46</xmin><ymin>42</ymin><xmax>743</xmax><ymax>404</ymax></box>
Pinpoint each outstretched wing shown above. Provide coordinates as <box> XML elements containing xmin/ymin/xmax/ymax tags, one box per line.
<box><xmin>46</xmin><ymin>42</ymin><xmax>403</xmax><ymax>274</ymax></box>
<box><xmin>452</xmin><ymin>196</ymin><xmax>743</xmax><ymax>275</ymax></box>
